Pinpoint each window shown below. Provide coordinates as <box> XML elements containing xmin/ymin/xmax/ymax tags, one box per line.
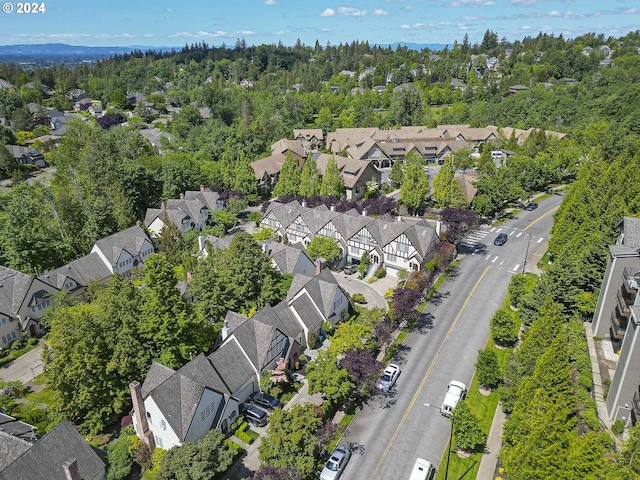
<box><xmin>397</xmin><ymin>243</ymin><xmax>409</xmax><ymax>253</ymax></box>
<box><xmin>155</xmin><ymin>435</ymin><xmax>163</xmax><ymax>448</ymax></box>
<box><xmin>146</xmin><ymin>411</ymin><xmax>152</xmax><ymax>424</ymax></box>
<box><xmin>387</xmin><ymin>254</ymin><xmax>396</xmax><ymax>262</ymax></box>
<box><xmin>351</xmin><ymin>246</ymin><xmax>360</xmax><ymax>254</ymax></box>
<box><xmin>2</xmin><ymin>331</ymin><xmax>17</xmax><ymax>345</ymax></box>
<box><xmin>0</xmin><ymin>317</ymin><xmax>6</xmax><ymax>326</ymax></box>
<box><xmin>160</xmin><ymin>420</ymin><xmax>166</xmax><ymax>430</ymax></box>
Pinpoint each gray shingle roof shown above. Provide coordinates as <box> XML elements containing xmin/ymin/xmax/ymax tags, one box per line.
<box><xmin>141</xmin><ymin>362</ymin><xmax>175</xmax><ymax>399</ymax></box>
<box><xmin>272</xmin><ymin>301</ymin><xmax>304</xmax><ymax>338</ymax></box>
<box><xmin>265</xmin><ymin>240</ymin><xmax>312</xmax><ymax>275</ymax></box>
<box><xmin>39</xmin><ymin>253</ymin><xmax>111</xmax><ymax>290</ymax></box>
<box><xmin>207</xmin><ymin>339</ymin><xmax>256</xmax><ymax>394</ymax></box>
<box><xmin>226</xmin><ymin>315</ymin><xmax>278</xmax><ymax>372</ymax></box>
<box><xmin>184</xmin><ymin>189</ymin><xmax>222</xmax><ymax>211</ymax></box>
<box><xmin>331</xmin><ymin>211</ymin><xmax>374</xmax><ymax>240</ymax></box>
<box><xmin>0</xmin><ymin>431</ymin><xmax>31</xmax><ymax>471</ymax></box>
<box><xmin>0</xmin><ymin>266</ymin><xmax>34</xmax><ymax>318</ymax></box>
<box><xmin>619</xmin><ymin>217</ymin><xmax>640</xmax><ymax>248</ymax></box>
<box><xmin>0</xmin><ymin>420</ymin><xmax>105</xmax><ymax>480</ymax></box>
<box><xmin>403</xmin><ymin>221</ymin><xmax>439</xmax><ymax>260</ymax></box>
<box><xmin>291</xmin><ymin>293</ymin><xmax>325</xmax><ymax>330</ymax></box>
<box><xmin>92</xmin><ymin>225</ymin><xmax>151</xmax><ymax>266</ymax></box>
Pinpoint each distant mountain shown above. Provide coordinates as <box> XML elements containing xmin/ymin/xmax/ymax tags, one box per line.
<box><xmin>384</xmin><ymin>42</ymin><xmax>450</xmax><ymax>51</ymax></box>
<box><xmin>0</xmin><ymin>43</ymin><xmax>177</xmax><ymax>61</ymax></box>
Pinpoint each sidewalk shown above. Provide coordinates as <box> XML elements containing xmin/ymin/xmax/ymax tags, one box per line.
<box><xmin>476</xmin><ymin>402</ymin><xmax>507</xmax><ymax>480</ymax></box>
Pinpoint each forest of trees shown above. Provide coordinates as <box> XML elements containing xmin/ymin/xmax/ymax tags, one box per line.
<box><xmin>1</xmin><ymin>28</ymin><xmax>640</xmax><ymax>479</ymax></box>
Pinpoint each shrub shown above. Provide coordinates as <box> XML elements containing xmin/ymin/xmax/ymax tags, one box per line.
<box><xmin>106</xmin><ymin>433</ymin><xmax>133</xmax><ymax>480</ymax></box>
<box><xmin>367</xmin><ymin>277</ymin><xmax>378</xmax><ymax>284</ymax></box>
<box><xmin>352</xmin><ymin>293</ymin><xmax>366</xmax><ymax>304</ymax></box>
<box><xmin>612</xmin><ymin>419</ymin><xmax>625</xmax><ymax>435</ymax></box>
<box><xmin>375</xmin><ymin>267</ymin><xmax>387</xmax><ymax>278</ymax></box>
<box><xmin>307</xmin><ymin>331</ymin><xmax>317</xmax><ymax>349</ymax></box>
<box><xmin>490</xmin><ymin>309</ymin><xmax>518</xmax><ymax>346</ymax></box>
<box><xmin>27</xmin><ymin>337</ymin><xmax>38</xmax><ymax>346</ymax></box>
<box><xmin>423</xmin><ymin>258</ymin><xmax>439</xmax><ymax>272</ymax></box>
<box><xmin>322</xmin><ymin>321</ymin><xmax>336</xmax><ymax>336</ymax></box>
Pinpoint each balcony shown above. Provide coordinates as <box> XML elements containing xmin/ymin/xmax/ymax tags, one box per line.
<box><xmin>633</xmin><ymin>391</ymin><xmax>640</xmax><ymax>425</ymax></box>
<box><xmin>611</xmin><ymin>311</ymin><xmax>627</xmax><ymax>341</ymax></box>
<box><xmin>616</xmin><ymin>291</ymin><xmax>631</xmax><ymax>318</ymax></box>
<box><xmin>623</xmin><ymin>267</ymin><xmax>640</xmax><ymax>296</ymax></box>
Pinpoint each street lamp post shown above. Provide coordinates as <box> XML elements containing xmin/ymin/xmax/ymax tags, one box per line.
<box><xmin>522</xmin><ymin>230</ymin><xmax>531</xmax><ymax>275</ymax></box>
<box><xmin>444</xmin><ymin>413</ymin><xmax>454</xmax><ymax>480</ymax></box>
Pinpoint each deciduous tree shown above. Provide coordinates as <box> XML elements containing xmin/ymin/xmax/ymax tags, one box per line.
<box><xmin>306</xmin><ymin>235</ymin><xmax>341</xmax><ymax>263</ymax></box>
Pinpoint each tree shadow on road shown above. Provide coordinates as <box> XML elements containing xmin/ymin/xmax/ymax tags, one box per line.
<box><xmin>413</xmin><ymin>312</ymin><xmax>434</xmax><ymax>334</ymax></box>
<box><xmin>429</xmin><ymin>290</ymin><xmax>451</xmax><ymax>306</ymax></box>
<box><xmin>390</xmin><ymin>344</ymin><xmax>411</xmax><ymax>364</ymax></box>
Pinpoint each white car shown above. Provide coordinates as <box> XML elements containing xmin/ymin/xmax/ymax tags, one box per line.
<box><xmin>320</xmin><ymin>445</ymin><xmax>351</xmax><ymax>480</ymax></box>
<box><xmin>377</xmin><ymin>363</ymin><xmax>400</xmax><ymax>391</ymax></box>
<box><xmin>440</xmin><ymin>380</ymin><xmax>466</xmax><ymax>417</ymax></box>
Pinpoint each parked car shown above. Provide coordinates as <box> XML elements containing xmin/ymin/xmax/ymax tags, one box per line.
<box><xmin>343</xmin><ymin>264</ymin><xmax>357</xmax><ymax>275</ymax></box>
<box><xmin>249</xmin><ymin>391</ymin><xmax>281</xmax><ymax>409</ymax></box>
<box><xmin>377</xmin><ymin>363</ymin><xmax>401</xmax><ymax>392</ymax></box>
<box><xmin>440</xmin><ymin>380</ymin><xmax>466</xmax><ymax>417</ymax></box>
<box><xmin>493</xmin><ymin>233</ymin><xmax>508</xmax><ymax>246</ymax></box>
<box><xmin>320</xmin><ymin>445</ymin><xmax>352</xmax><ymax>480</ymax></box>
<box><xmin>524</xmin><ymin>202</ymin><xmax>538</xmax><ymax>211</ymax></box>
<box><xmin>243</xmin><ymin>404</ymin><xmax>268</xmax><ymax>427</ymax></box>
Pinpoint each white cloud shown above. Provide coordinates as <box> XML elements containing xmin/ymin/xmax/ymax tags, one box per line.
<box><xmin>264</xmin><ymin>0</ymin><xmax>279</xmax><ymax>5</ymax></box>
<box><xmin>144</xmin><ymin>34</ymin><xmax>155</xmax><ymax>38</ymax></box>
<box><xmin>400</xmin><ymin>24</ymin><xmax>411</xmax><ymax>29</ymax></box>
<box><xmin>169</xmin><ymin>30</ymin><xmax>255</xmax><ymax>38</ymax></box>
<box><xmin>403</xmin><ymin>5</ymin><xmax>415</xmax><ymax>10</ymax></box>
<box><xmin>373</xmin><ymin>8</ymin><xmax>390</xmax><ymax>15</ymax></box>
<box><xmin>320</xmin><ymin>8</ymin><xmax>335</xmax><ymax>16</ymax></box>
<box><xmin>337</xmin><ymin>7</ymin><xmax>367</xmax><ymax>16</ymax></box>
<box><xmin>274</xmin><ymin>30</ymin><xmax>289</xmax><ymax>35</ymax></box>
<box><xmin>510</xmin><ymin>0</ymin><xmax>545</xmax><ymax>6</ymax></box>
<box><xmin>460</xmin><ymin>14</ymin><xmax>484</xmax><ymax>20</ymax></box>
<box><xmin>548</xmin><ymin>10</ymin><xmax>561</xmax><ymax>17</ymax></box>
<box><xmin>165</xmin><ymin>7</ymin><xmax>173</xmax><ymax>12</ymax></box>
<box><xmin>447</xmin><ymin>0</ymin><xmax>495</xmax><ymax>7</ymax></box>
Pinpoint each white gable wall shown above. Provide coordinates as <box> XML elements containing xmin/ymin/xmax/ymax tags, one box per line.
<box><xmin>143</xmin><ymin>396</ymin><xmax>182</xmax><ymax>450</ymax></box>
<box><xmin>147</xmin><ymin>217</ymin><xmax>167</xmax><ymax>237</ymax></box>
<box><xmin>90</xmin><ymin>245</ymin><xmax>114</xmax><ymax>273</ymax></box>
<box><xmin>184</xmin><ymin>388</ymin><xmax>225</xmax><ymax>444</ymax></box>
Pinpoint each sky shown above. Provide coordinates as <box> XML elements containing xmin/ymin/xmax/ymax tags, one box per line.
<box><xmin>0</xmin><ymin>0</ymin><xmax>637</xmax><ymax>48</ymax></box>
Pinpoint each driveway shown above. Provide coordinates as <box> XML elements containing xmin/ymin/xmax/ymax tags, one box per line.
<box><xmin>0</xmin><ymin>342</ymin><xmax>45</xmax><ymax>383</ymax></box>
<box><xmin>332</xmin><ymin>272</ymin><xmax>390</xmax><ymax>310</ymax></box>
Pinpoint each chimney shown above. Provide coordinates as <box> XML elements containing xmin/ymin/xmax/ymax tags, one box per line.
<box><xmin>221</xmin><ymin>320</ymin><xmax>230</xmax><ymax>341</ymax></box>
<box><xmin>136</xmin><ymin>220</ymin><xmax>141</xmax><ymax>227</ymax></box>
<box><xmin>315</xmin><ymin>259</ymin><xmax>322</xmax><ymax>276</ymax></box>
<box><xmin>436</xmin><ymin>220</ymin><xmax>442</xmax><ymax>237</ymax></box>
<box><xmin>62</xmin><ymin>459</ymin><xmax>81</xmax><ymax>480</ymax></box>
<box><xmin>200</xmin><ymin>184</ymin><xmax>205</xmax><ymax>192</ymax></box>
<box><xmin>330</xmin><ymin>204</ymin><xmax>336</xmax><ymax>212</ymax></box>
<box><xmin>362</xmin><ymin>208</ymin><xmax>367</xmax><ymax>217</ymax></box>
<box><xmin>161</xmin><ymin>202</ymin><xmax>166</xmax><ymax>210</ymax></box>
<box><xmin>397</xmin><ymin>215</ymin><xmax>402</xmax><ymax>222</ymax></box>
<box><xmin>262</xmin><ymin>241</ymin><xmax>269</xmax><ymax>255</ymax></box>
<box><xmin>129</xmin><ymin>381</ymin><xmax>154</xmax><ymax>450</ymax></box>
<box><xmin>198</xmin><ymin>235</ymin><xmax>206</xmax><ymax>252</ymax></box>
<box><xmin>180</xmin><ymin>192</ymin><xmax>185</xmax><ymax>200</ymax></box>
<box><xmin>302</xmin><ymin>199</ymin><xmax>307</xmax><ymax>208</ymax></box>
<box><xmin>186</xmin><ymin>271</ymin><xmax>192</xmax><ymax>282</ymax></box>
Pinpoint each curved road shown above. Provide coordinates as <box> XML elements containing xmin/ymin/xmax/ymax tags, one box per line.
<box><xmin>332</xmin><ymin>272</ymin><xmax>389</xmax><ymax>311</ymax></box>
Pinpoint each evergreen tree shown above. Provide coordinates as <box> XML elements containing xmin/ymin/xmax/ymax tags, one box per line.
<box><xmin>320</xmin><ymin>155</ymin><xmax>344</xmax><ymax>198</ymax></box>
<box><xmin>273</xmin><ymin>153</ymin><xmax>301</xmax><ymax>198</ymax></box>
<box><xmin>299</xmin><ymin>155</ymin><xmax>320</xmax><ymax>197</ymax></box>
<box><xmin>400</xmin><ymin>151</ymin><xmax>430</xmax><ymax>215</ymax></box>
<box><xmin>389</xmin><ymin>160</ymin><xmax>404</xmax><ymax>188</ymax></box>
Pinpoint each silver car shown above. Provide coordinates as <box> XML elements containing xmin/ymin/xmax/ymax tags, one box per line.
<box><xmin>376</xmin><ymin>363</ymin><xmax>400</xmax><ymax>392</ymax></box>
<box><xmin>320</xmin><ymin>445</ymin><xmax>351</xmax><ymax>480</ymax></box>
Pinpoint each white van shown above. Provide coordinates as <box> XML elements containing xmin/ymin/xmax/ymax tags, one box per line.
<box><xmin>440</xmin><ymin>380</ymin><xmax>466</xmax><ymax>417</ymax></box>
<box><xmin>409</xmin><ymin>458</ymin><xmax>435</xmax><ymax>480</ymax></box>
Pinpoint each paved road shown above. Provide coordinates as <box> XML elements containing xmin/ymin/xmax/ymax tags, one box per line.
<box><xmin>0</xmin><ymin>343</ymin><xmax>44</xmax><ymax>383</ymax></box>
<box><xmin>340</xmin><ymin>194</ymin><xmax>562</xmax><ymax>480</ymax></box>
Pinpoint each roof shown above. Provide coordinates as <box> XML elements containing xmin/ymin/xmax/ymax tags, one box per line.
<box><xmin>141</xmin><ymin>362</ymin><xmax>176</xmax><ymax>399</ymax></box>
<box><xmin>0</xmin><ymin>420</ymin><xmax>105</xmax><ymax>480</ymax></box>
<box><xmin>224</xmin><ymin>312</ymin><xmax>280</xmax><ymax>372</ymax></box>
<box><xmin>291</xmin><ymin>292</ymin><xmax>326</xmax><ymax>330</ymax></box>
<box><xmin>207</xmin><ymin>339</ymin><xmax>256</xmax><ymax>394</ymax></box>
<box><xmin>271</xmin><ymin>139</ymin><xmax>306</xmax><ymax>158</ymax></box>
<box><xmin>0</xmin><ymin>414</ymin><xmax>36</xmax><ymax>470</ymax></box>
<box><xmin>92</xmin><ymin>224</ymin><xmax>151</xmax><ymax>266</ymax></box>
<box><xmin>618</xmin><ymin>217</ymin><xmax>640</xmax><ymax>249</ymax></box>
<box><xmin>183</xmin><ymin>189</ymin><xmax>222</xmax><ymax>211</ymax></box>
<box><xmin>0</xmin><ymin>266</ymin><xmax>34</xmax><ymax>318</ymax></box>
<box><xmin>293</xmin><ymin>129</ymin><xmax>323</xmax><ymax>141</ymax></box>
<box><xmin>39</xmin><ymin>253</ymin><xmax>111</xmax><ymax>290</ymax></box>
<box><xmin>287</xmin><ymin>268</ymin><xmax>344</xmax><ymax>321</ymax></box>
<box><xmin>454</xmin><ymin>171</ymin><xmax>479</xmax><ymax>204</ymax></box>
<box><xmin>264</xmin><ymin>239</ymin><xmax>313</xmax><ymax>275</ymax></box>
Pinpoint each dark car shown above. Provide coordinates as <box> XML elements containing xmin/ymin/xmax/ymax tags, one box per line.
<box><xmin>343</xmin><ymin>264</ymin><xmax>357</xmax><ymax>275</ymax></box>
<box><xmin>250</xmin><ymin>391</ymin><xmax>282</xmax><ymax>409</ymax></box>
<box><xmin>493</xmin><ymin>233</ymin><xmax>508</xmax><ymax>246</ymax></box>
<box><xmin>524</xmin><ymin>202</ymin><xmax>538</xmax><ymax>211</ymax></box>
<box><xmin>243</xmin><ymin>404</ymin><xmax>268</xmax><ymax>427</ymax></box>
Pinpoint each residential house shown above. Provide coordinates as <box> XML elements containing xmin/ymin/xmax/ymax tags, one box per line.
<box><xmin>0</xmin><ymin>417</ymin><xmax>106</xmax><ymax>480</ymax></box>
<box><xmin>261</xmin><ymin>201</ymin><xmax>439</xmax><ymax>277</ymax></box>
<box><xmin>138</xmin><ymin>128</ymin><xmax>177</xmax><ymax>153</ymax></box>
<box><xmin>341</xmin><ymin>159</ymin><xmax>381</xmax><ymax>200</ymax></box>
<box><xmin>372</xmin><ymin>85</ymin><xmax>386</xmax><ymax>94</ymax></box>
<box><xmin>3</xmin><ymin>145</ymin><xmax>46</xmax><ymax>168</ymax></box>
<box><xmin>454</xmin><ymin>171</ymin><xmax>480</xmax><ymax>206</ymax></box>
<box><xmin>0</xmin><ymin>266</ymin><xmax>58</xmax><ymax>342</ymax></box>
<box><xmin>66</xmin><ymin>88</ymin><xmax>85</xmax><ymax>101</ymax></box>
<box><xmin>450</xmin><ymin>78</ymin><xmax>467</xmax><ymax>91</ymax></box>
<box><xmin>87</xmin><ymin>102</ymin><xmax>103</xmax><ymax>117</ymax></box>
<box><xmin>293</xmin><ymin>129</ymin><xmax>324</xmax><ymax>150</ymax></box>
<box><xmin>592</xmin><ymin>216</ymin><xmax>640</xmax><ymax>424</ymax></box>
<box><xmin>251</xmin><ymin>150</ymin><xmax>305</xmax><ymax>193</ymax></box>
<box><xmin>582</xmin><ymin>46</ymin><xmax>594</xmax><ymax>56</ymax></box>
<box><xmin>90</xmin><ymin>224</ymin><xmax>154</xmax><ymax>277</ymax></box>
<box><xmin>38</xmin><ymin>253</ymin><xmax>111</xmax><ymax>301</ymax></box>
<box><xmin>262</xmin><ymin>239</ymin><xmax>316</xmax><ymax>276</ymax></box>
<box><xmin>0</xmin><ymin>79</ymin><xmax>14</xmax><ymax>90</ymax></box>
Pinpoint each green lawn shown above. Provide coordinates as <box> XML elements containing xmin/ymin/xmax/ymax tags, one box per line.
<box><xmin>24</xmin><ymin>386</ymin><xmax>55</xmax><ymax>406</ymax></box>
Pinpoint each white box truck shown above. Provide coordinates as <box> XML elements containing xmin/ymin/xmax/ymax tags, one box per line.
<box><xmin>409</xmin><ymin>458</ymin><xmax>435</xmax><ymax>480</ymax></box>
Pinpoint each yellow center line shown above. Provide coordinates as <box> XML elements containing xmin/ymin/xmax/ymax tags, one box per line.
<box><xmin>371</xmin><ymin>265</ymin><xmax>492</xmax><ymax>479</ymax></box>
<box><xmin>524</xmin><ymin>205</ymin><xmax>559</xmax><ymax>231</ymax></box>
